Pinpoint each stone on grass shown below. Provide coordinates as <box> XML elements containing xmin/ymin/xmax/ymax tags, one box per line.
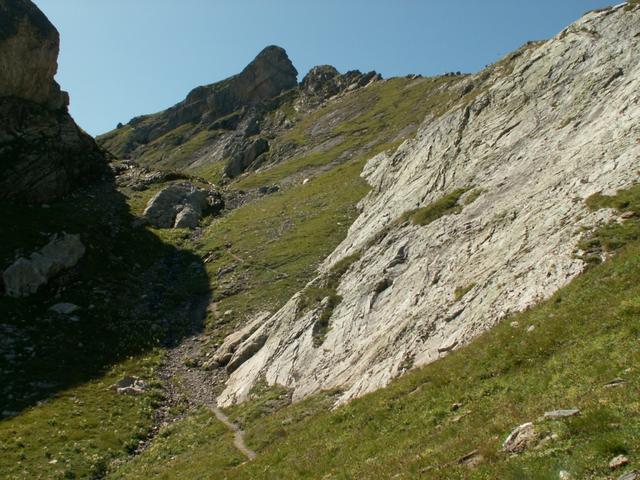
<box><xmin>503</xmin><ymin>422</ymin><xmax>536</xmax><ymax>453</ymax></box>
<box><xmin>610</xmin><ymin>455</ymin><xmax>629</xmax><ymax>470</ymax></box>
<box><xmin>544</xmin><ymin>408</ymin><xmax>580</xmax><ymax>419</ymax></box>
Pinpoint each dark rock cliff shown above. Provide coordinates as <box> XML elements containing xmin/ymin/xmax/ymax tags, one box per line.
<box><xmin>0</xmin><ymin>0</ymin><xmax>107</xmax><ymax>204</ymax></box>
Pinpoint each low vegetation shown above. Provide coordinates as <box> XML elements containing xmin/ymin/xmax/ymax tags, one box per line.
<box><xmin>402</xmin><ymin>188</ymin><xmax>470</xmax><ymax>226</ymax></box>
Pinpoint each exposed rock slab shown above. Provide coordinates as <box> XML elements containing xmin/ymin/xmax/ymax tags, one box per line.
<box><xmin>217</xmin><ymin>5</ymin><xmax>640</xmax><ymax>407</ymax></box>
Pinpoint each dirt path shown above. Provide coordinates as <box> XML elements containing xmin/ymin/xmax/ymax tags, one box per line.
<box><xmin>137</xmin><ymin>295</ymin><xmax>257</xmax><ymax>462</ymax></box>
<box><xmin>210</xmin><ymin>405</ymin><xmax>257</xmax><ymax>460</ymax></box>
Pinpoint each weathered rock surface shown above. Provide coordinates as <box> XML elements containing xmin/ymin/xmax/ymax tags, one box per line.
<box><xmin>217</xmin><ymin>5</ymin><xmax>640</xmax><ymax>406</ymax></box>
<box><xmin>143</xmin><ymin>183</ymin><xmax>222</xmax><ymax>229</ymax></box>
<box><xmin>0</xmin><ymin>0</ymin><xmax>108</xmax><ymax>203</ymax></box>
<box><xmin>224</xmin><ymin>137</ymin><xmax>269</xmax><ymax>178</ymax></box>
<box><xmin>2</xmin><ymin>233</ymin><xmax>85</xmax><ymax>297</ymax></box>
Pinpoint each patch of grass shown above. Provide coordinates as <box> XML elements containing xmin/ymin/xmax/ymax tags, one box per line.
<box><xmin>402</xmin><ymin>188</ymin><xmax>470</xmax><ymax>226</ymax></box>
<box><xmin>0</xmin><ymin>352</ymin><xmax>164</xmax><ymax>480</ymax></box>
<box><xmin>197</xmin><ymin>157</ymin><xmax>370</xmax><ymax>339</ymax></box>
<box><xmin>137</xmin><ymin>127</ymin><xmax>220</xmax><ymax>171</ymax></box>
<box><xmin>300</xmin><ymin>251</ymin><xmax>362</xmax><ymax>347</ymax></box>
<box><xmin>225</xmin><ymin>379</ymin><xmax>292</xmax><ymax>430</ymax></box>
<box><xmin>106</xmin><ymin>408</ymin><xmax>245</xmax><ymax>480</ymax></box>
<box><xmin>454</xmin><ymin>283</ymin><xmax>476</xmax><ymax>301</ymax></box>
<box><xmin>577</xmin><ymin>184</ymin><xmax>640</xmax><ymax>260</ymax></box>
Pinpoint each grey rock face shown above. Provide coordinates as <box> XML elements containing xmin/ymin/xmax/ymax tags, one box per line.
<box><xmin>217</xmin><ymin>5</ymin><xmax>640</xmax><ymax>407</ymax></box>
<box><xmin>0</xmin><ymin>0</ymin><xmax>107</xmax><ymax>203</ymax></box>
<box><xmin>2</xmin><ymin>233</ymin><xmax>85</xmax><ymax>297</ymax></box>
<box><xmin>143</xmin><ymin>183</ymin><xmax>222</xmax><ymax>229</ymax></box>
<box><xmin>224</xmin><ymin>137</ymin><xmax>269</xmax><ymax>178</ymax></box>
<box><xmin>0</xmin><ymin>98</ymin><xmax>108</xmax><ymax>203</ymax></box>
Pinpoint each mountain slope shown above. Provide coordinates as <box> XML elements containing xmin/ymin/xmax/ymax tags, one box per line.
<box><xmin>218</xmin><ymin>3</ymin><xmax>640</xmax><ymax>406</ymax></box>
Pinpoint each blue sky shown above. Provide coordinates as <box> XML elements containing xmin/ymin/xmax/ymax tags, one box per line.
<box><xmin>34</xmin><ymin>0</ymin><xmax>615</xmax><ymax>136</ymax></box>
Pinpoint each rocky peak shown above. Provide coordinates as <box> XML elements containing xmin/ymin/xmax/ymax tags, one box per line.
<box><xmin>0</xmin><ymin>0</ymin><xmax>67</xmax><ymax>109</ymax></box>
<box><xmin>233</xmin><ymin>45</ymin><xmax>298</xmax><ymax>103</ymax></box>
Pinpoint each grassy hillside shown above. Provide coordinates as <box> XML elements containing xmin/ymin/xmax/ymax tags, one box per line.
<box><xmin>106</xmin><ymin>186</ymin><xmax>640</xmax><ymax>479</ymax></box>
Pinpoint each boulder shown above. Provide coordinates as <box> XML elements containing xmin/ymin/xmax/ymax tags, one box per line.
<box><xmin>143</xmin><ymin>183</ymin><xmax>222</xmax><ymax>229</ymax></box>
<box><xmin>543</xmin><ymin>409</ymin><xmax>580</xmax><ymax>419</ymax></box>
<box><xmin>2</xmin><ymin>233</ymin><xmax>85</xmax><ymax>297</ymax></box>
<box><xmin>618</xmin><ymin>472</ymin><xmax>640</xmax><ymax>480</ymax></box>
<box><xmin>610</xmin><ymin>455</ymin><xmax>630</xmax><ymax>470</ymax></box>
<box><xmin>111</xmin><ymin>376</ymin><xmax>146</xmax><ymax>395</ymax></box>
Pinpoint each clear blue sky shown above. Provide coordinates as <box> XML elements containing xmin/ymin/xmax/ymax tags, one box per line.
<box><xmin>34</xmin><ymin>0</ymin><xmax>615</xmax><ymax>136</ymax></box>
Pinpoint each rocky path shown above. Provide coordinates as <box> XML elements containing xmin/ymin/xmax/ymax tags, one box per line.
<box><xmin>153</xmin><ymin>295</ymin><xmax>257</xmax><ymax>461</ymax></box>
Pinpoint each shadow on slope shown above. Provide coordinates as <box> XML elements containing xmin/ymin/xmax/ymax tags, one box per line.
<box><xmin>0</xmin><ymin>174</ymin><xmax>211</xmax><ymax>416</ymax></box>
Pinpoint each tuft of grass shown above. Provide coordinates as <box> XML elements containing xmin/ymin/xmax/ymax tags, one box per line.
<box><xmin>577</xmin><ymin>184</ymin><xmax>640</xmax><ymax>261</ymax></box>
<box><xmin>463</xmin><ymin>188</ymin><xmax>486</xmax><ymax>206</ymax></box>
<box><xmin>454</xmin><ymin>283</ymin><xmax>476</xmax><ymax>301</ymax></box>
<box><xmin>402</xmin><ymin>188</ymin><xmax>470</xmax><ymax>226</ymax></box>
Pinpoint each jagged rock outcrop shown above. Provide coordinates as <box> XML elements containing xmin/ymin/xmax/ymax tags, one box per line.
<box><xmin>299</xmin><ymin>65</ymin><xmax>382</xmax><ymax>107</ymax></box>
<box><xmin>217</xmin><ymin>4</ymin><xmax>640</xmax><ymax>406</ymax></box>
<box><xmin>2</xmin><ymin>233</ymin><xmax>85</xmax><ymax>297</ymax></box>
<box><xmin>0</xmin><ymin>0</ymin><xmax>107</xmax><ymax>203</ymax></box>
<box><xmin>143</xmin><ymin>183</ymin><xmax>223</xmax><ymax>229</ymax></box>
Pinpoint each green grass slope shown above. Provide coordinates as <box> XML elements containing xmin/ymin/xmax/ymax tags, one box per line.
<box><xmin>107</xmin><ymin>186</ymin><xmax>640</xmax><ymax>479</ymax></box>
